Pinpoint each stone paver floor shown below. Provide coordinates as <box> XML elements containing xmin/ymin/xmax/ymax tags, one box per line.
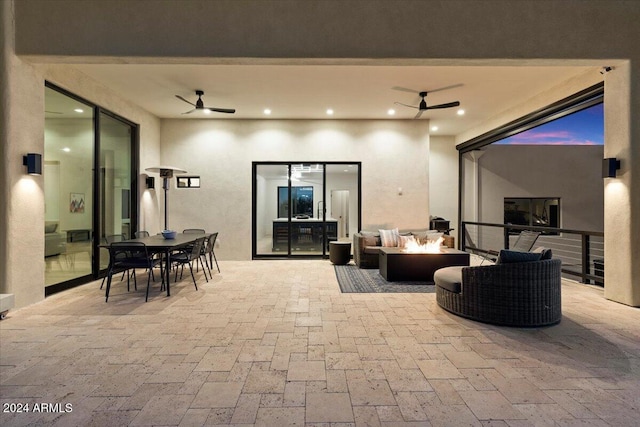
<box><xmin>1</xmin><ymin>260</ymin><xmax>639</xmax><ymax>426</ymax></box>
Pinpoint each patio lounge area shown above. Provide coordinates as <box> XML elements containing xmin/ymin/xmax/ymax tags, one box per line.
<box><xmin>1</xmin><ymin>260</ymin><xmax>639</xmax><ymax>426</ymax></box>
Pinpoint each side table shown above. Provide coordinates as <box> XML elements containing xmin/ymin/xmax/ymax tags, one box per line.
<box><xmin>329</xmin><ymin>241</ymin><xmax>352</xmax><ymax>265</ymax></box>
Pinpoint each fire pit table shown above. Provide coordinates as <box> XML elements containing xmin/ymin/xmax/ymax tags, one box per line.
<box><xmin>379</xmin><ymin>247</ymin><xmax>470</xmax><ymax>282</ymax></box>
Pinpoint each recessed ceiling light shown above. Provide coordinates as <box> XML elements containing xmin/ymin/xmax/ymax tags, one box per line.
<box><xmin>457</xmin><ymin>109</ymin><xmax>465</xmax><ymax>116</ymax></box>
<box><xmin>74</xmin><ymin>108</ymin><xmax>83</xmax><ymax>113</ymax></box>
<box><xmin>326</xmin><ymin>108</ymin><xmax>334</xmax><ymax>116</ymax></box>
<box><xmin>431</xmin><ymin>126</ymin><xmax>439</xmax><ymax>131</ymax></box>
<box><xmin>263</xmin><ymin>108</ymin><xmax>271</xmax><ymax>115</ymax></box>
<box><xmin>387</xmin><ymin>109</ymin><xmax>395</xmax><ymax>116</ymax></box>
<box><xmin>61</xmin><ymin>147</ymin><xmax>71</xmax><ymax>152</ymax></box>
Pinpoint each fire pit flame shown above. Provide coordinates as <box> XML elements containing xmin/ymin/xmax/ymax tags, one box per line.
<box><xmin>403</xmin><ymin>236</ymin><xmax>444</xmax><ymax>253</ymax></box>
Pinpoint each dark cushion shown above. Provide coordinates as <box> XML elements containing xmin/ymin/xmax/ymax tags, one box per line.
<box><xmin>362</xmin><ymin>235</ymin><xmax>380</xmax><ymax>246</ymax></box>
<box><xmin>532</xmin><ymin>246</ymin><xmax>553</xmax><ymax>260</ymax></box>
<box><xmin>434</xmin><ymin>266</ymin><xmax>463</xmax><ymax>293</ymax></box>
<box><xmin>496</xmin><ymin>249</ymin><xmax>542</xmax><ymax>264</ymax></box>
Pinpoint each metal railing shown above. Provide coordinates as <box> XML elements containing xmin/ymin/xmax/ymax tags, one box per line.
<box><xmin>461</xmin><ymin>221</ymin><xmax>605</xmax><ymax>285</ymax></box>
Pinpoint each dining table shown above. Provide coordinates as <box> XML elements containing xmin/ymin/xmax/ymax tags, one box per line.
<box><xmin>103</xmin><ymin>232</ymin><xmax>206</xmax><ymax>297</ymax></box>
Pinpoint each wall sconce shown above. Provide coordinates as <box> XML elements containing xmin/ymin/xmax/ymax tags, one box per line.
<box><xmin>23</xmin><ymin>153</ymin><xmax>42</xmax><ymax>175</ymax></box>
<box><xmin>602</xmin><ymin>158</ymin><xmax>621</xmax><ymax>178</ymax></box>
<box><xmin>145</xmin><ymin>176</ymin><xmax>155</xmax><ymax>189</ymax></box>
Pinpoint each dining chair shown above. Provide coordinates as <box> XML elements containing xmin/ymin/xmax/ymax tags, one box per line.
<box><xmin>202</xmin><ymin>232</ymin><xmax>220</xmax><ymax>276</ymax></box>
<box><xmin>181</xmin><ymin>229</ymin><xmax>206</xmax><ymax>271</ymax></box>
<box><xmin>104</xmin><ymin>242</ymin><xmax>163</xmax><ymax>302</ymax></box>
<box><xmin>134</xmin><ymin>230</ymin><xmax>150</xmax><ymax>238</ymax></box>
<box><xmin>100</xmin><ymin>234</ymin><xmax>128</xmax><ymax>289</ymax></box>
<box><xmin>171</xmin><ymin>236</ymin><xmax>207</xmax><ymax>289</ymax></box>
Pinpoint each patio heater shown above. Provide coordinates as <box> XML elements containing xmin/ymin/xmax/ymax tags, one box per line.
<box><xmin>145</xmin><ymin>166</ymin><xmax>187</xmax><ymax>230</ymax></box>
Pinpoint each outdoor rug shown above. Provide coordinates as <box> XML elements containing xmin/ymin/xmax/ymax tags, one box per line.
<box><xmin>334</xmin><ymin>264</ymin><xmax>435</xmax><ymax>293</ymax></box>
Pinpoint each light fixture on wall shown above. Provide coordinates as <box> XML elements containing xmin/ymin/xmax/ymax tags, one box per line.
<box><xmin>23</xmin><ymin>153</ymin><xmax>42</xmax><ymax>175</ymax></box>
<box><xmin>602</xmin><ymin>158</ymin><xmax>620</xmax><ymax>178</ymax></box>
<box><xmin>145</xmin><ymin>176</ymin><xmax>155</xmax><ymax>189</ymax></box>
<box><xmin>145</xmin><ymin>166</ymin><xmax>187</xmax><ymax>230</ymax></box>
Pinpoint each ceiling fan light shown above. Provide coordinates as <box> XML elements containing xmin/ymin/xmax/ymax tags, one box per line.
<box><xmin>203</xmin><ymin>109</ymin><xmax>212</xmax><ymax>115</ymax></box>
<box><xmin>457</xmin><ymin>109</ymin><xmax>465</xmax><ymax>116</ymax></box>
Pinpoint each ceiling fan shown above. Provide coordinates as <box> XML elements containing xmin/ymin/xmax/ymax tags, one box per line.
<box><xmin>393</xmin><ymin>84</ymin><xmax>462</xmax><ymax>119</ymax></box>
<box><xmin>175</xmin><ymin>90</ymin><xmax>236</xmax><ymax>115</ymax></box>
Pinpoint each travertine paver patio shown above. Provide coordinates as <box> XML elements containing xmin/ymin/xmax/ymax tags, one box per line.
<box><xmin>1</xmin><ymin>260</ymin><xmax>639</xmax><ymax>426</ymax></box>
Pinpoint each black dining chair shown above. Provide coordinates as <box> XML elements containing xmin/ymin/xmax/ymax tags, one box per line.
<box><xmin>104</xmin><ymin>242</ymin><xmax>163</xmax><ymax>302</ymax></box>
<box><xmin>202</xmin><ymin>232</ymin><xmax>220</xmax><ymax>276</ymax></box>
<box><xmin>182</xmin><ymin>229</ymin><xmax>206</xmax><ymax>272</ymax></box>
<box><xmin>171</xmin><ymin>236</ymin><xmax>207</xmax><ymax>289</ymax></box>
<box><xmin>134</xmin><ymin>230</ymin><xmax>150</xmax><ymax>238</ymax></box>
<box><xmin>100</xmin><ymin>234</ymin><xmax>128</xmax><ymax>289</ymax></box>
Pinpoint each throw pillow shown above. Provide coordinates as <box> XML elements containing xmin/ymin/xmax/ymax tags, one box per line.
<box><xmin>532</xmin><ymin>246</ymin><xmax>553</xmax><ymax>260</ymax></box>
<box><xmin>379</xmin><ymin>228</ymin><xmax>399</xmax><ymax>247</ymax></box>
<box><xmin>496</xmin><ymin>249</ymin><xmax>542</xmax><ymax>264</ymax></box>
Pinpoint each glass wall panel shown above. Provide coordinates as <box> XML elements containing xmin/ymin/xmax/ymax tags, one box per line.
<box><xmin>254</xmin><ymin>162</ymin><xmax>360</xmax><ymax>258</ymax></box>
<box><xmin>325</xmin><ymin>164</ymin><xmax>359</xmax><ymax>255</ymax></box>
<box><xmin>44</xmin><ymin>87</ymin><xmax>95</xmax><ymax>286</ymax></box>
<box><xmin>290</xmin><ymin>163</ymin><xmax>325</xmax><ymax>255</ymax></box>
<box><xmin>255</xmin><ymin>164</ymin><xmax>290</xmax><ymax>255</ymax></box>
<box><xmin>99</xmin><ymin>112</ymin><xmax>134</xmax><ymax>272</ymax></box>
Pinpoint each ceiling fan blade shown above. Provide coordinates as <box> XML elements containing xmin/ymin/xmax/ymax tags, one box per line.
<box><xmin>414</xmin><ymin>110</ymin><xmax>424</xmax><ymax>119</ymax></box>
<box><xmin>394</xmin><ymin>101</ymin><xmax>418</xmax><ymax>109</ymax></box>
<box><xmin>427</xmin><ymin>83</ymin><xmax>464</xmax><ymax>93</ymax></box>
<box><xmin>425</xmin><ymin>101</ymin><xmax>461</xmax><ymax>110</ymax></box>
<box><xmin>175</xmin><ymin>95</ymin><xmax>196</xmax><ymax>107</ymax></box>
<box><xmin>392</xmin><ymin>86</ymin><xmax>420</xmax><ymax>94</ymax></box>
<box><xmin>181</xmin><ymin>108</ymin><xmax>197</xmax><ymax>114</ymax></box>
<box><xmin>207</xmin><ymin>107</ymin><xmax>236</xmax><ymax>114</ymax></box>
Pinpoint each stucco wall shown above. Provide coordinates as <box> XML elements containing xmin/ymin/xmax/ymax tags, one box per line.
<box><xmin>477</xmin><ymin>145</ymin><xmax>604</xmax><ymax>231</ymax></box>
<box><xmin>160</xmin><ymin>119</ymin><xmax>430</xmax><ymax>260</ymax></box>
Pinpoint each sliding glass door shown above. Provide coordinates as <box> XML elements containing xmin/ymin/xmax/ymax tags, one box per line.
<box><xmin>253</xmin><ymin>162</ymin><xmax>360</xmax><ymax>258</ymax></box>
<box><xmin>44</xmin><ymin>82</ymin><xmax>138</xmax><ymax>294</ymax></box>
<box><xmin>98</xmin><ymin>112</ymin><xmax>136</xmax><ymax>272</ymax></box>
<box><xmin>44</xmin><ymin>87</ymin><xmax>94</xmax><ymax>286</ymax></box>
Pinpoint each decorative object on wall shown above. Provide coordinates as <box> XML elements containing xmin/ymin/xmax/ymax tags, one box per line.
<box><xmin>23</xmin><ymin>153</ymin><xmax>42</xmax><ymax>175</ymax></box>
<box><xmin>145</xmin><ymin>176</ymin><xmax>155</xmax><ymax>189</ymax></box>
<box><xmin>70</xmin><ymin>193</ymin><xmax>85</xmax><ymax>213</ymax></box>
<box><xmin>602</xmin><ymin>157</ymin><xmax>620</xmax><ymax>178</ymax></box>
<box><xmin>176</xmin><ymin>176</ymin><xmax>200</xmax><ymax>188</ymax></box>
<box><xmin>145</xmin><ymin>166</ymin><xmax>187</xmax><ymax>230</ymax></box>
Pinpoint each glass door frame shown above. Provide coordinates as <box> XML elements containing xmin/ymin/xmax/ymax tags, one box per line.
<box><xmin>252</xmin><ymin>161</ymin><xmax>361</xmax><ymax>259</ymax></box>
<box><xmin>44</xmin><ymin>81</ymin><xmax>139</xmax><ymax>296</ymax></box>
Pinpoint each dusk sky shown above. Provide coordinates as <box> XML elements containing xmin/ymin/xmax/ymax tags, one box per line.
<box><xmin>496</xmin><ymin>102</ymin><xmax>604</xmax><ymax>145</ymax></box>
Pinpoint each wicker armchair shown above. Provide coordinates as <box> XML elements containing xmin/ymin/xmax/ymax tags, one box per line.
<box><xmin>435</xmin><ymin>258</ymin><xmax>562</xmax><ymax>327</ymax></box>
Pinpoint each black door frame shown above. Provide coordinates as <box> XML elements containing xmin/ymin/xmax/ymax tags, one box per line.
<box><xmin>252</xmin><ymin>161</ymin><xmax>361</xmax><ymax>259</ymax></box>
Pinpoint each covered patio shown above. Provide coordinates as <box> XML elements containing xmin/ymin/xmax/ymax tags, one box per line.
<box><xmin>1</xmin><ymin>260</ymin><xmax>638</xmax><ymax>425</ymax></box>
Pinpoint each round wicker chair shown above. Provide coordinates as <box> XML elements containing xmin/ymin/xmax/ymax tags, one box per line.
<box><xmin>435</xmin><ymin>258</ymin><xmax>562</xmax><ymax>327</ymax></box>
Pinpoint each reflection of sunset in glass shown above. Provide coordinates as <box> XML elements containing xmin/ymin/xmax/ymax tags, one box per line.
<box><xmin>496</xmin><ymin>103</ymin><xmax>603</xmax><ymax>146</ymax></box>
